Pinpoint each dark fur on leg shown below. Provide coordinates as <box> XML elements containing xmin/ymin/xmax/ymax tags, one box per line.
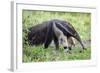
<box><xmin>53</xmin><ymin>35</ymin><xmax>59</xmax><ymax>50</ymax></box>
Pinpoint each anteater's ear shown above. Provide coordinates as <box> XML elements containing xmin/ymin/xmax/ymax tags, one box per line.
<box><xmin>44</xmin><ymin>24</ymin><xmax>53</xmax><ymax>48</ymax></box>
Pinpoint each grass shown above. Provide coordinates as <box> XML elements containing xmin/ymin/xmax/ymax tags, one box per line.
<box><xmin>23</xmin><ymin>45</ymin><xmax>91</xmax><ymax>62</ymax></box>
<box><xmin>22</xmin><ymin>10</ymin><xmax>91</xmax><ymax>62</ymax></box>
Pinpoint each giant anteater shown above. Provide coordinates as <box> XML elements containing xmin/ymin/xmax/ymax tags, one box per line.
<box><xmin>28</xmin><ymin>19</ymin><xmax>85</xmax><ymax>51</ymax></box>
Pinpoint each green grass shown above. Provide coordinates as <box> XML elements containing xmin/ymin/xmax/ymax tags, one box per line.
<box><xmin>22</xmin><ymin>10</ymin><xmax>91</xmax><ymax>62</ymax></box>
<box><xmin>23</xmin><ymin>45</ymin><xmax>91</xmax><ymax>62</ymax></box>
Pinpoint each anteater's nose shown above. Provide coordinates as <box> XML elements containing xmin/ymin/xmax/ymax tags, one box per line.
<box><xmin>64</xmin><ymin>46</ymin><xmax>67</xmax><ymax>49</ymax></box>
